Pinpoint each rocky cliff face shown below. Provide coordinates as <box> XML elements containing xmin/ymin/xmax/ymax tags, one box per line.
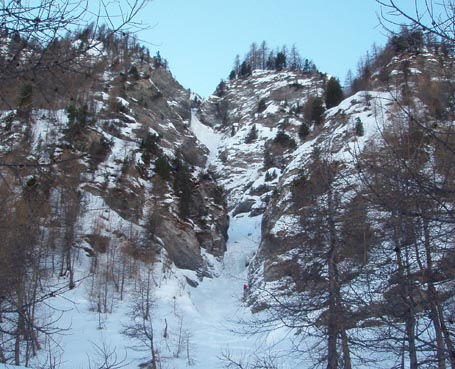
<box><xmin>244</xmin><ymin>47</ymin><xmax>455</xmax><ymax>333</ymax></box>
<box><xmin>198</xmin><ymin>46</ymin><xmax>455</xmax><ymax>341</ymax></box>
<box><xmin>0</xmin><ymin>42</ymin><xmax>228</xmax><ymax>274</ymax></box>
<box><xmin>247</xmin><ymin>89</ymin><xmax>391</xmax><ymax>310</ymax></box>
<box><xmin>198</xmin><ymin>70</ymin><xmax>325</xmax><ymax>216</ymax></box>
<box><xmin>3</xmin><ymin>28</ymin><xmax>455</xmax><ymax>369</ymax></box>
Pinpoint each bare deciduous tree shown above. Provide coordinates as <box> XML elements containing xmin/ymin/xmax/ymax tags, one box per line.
<box><xmin>122</xmin><ymin>268</ymin><xmax>159</xmax><ymax>369</ymax></box>
<box><xmin>376</xmin><ymin>0</ymin><xmax>455</xmax><ymax>43</ymax></box>
<box><xmin>220</xmin><ymin>348</ymin><xmax>280</xmax><ymax>369</ymax></box>
<box><xmin>87</xmin><ymin>341</ymin><xmax>129</xmax><ymax>369</ymax></box>
<box><xmin>0</xmin><ymin>0</ymin><xmax>150</xmax><ymax>109</ymax></box>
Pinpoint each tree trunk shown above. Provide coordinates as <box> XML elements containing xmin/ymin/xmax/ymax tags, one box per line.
<box><xmin>438</xmin><ymin>303</ymin><xmax>455</xmax><ymax>369</ymax></box>
<box><xmin>405</xmin><ymin>310</ymin><xmax>418</xmax><ymax>369</ymax></box>
<box><xmin>428</xmin><ymin>290</ymin><xmax>447</xmax><ymax>369</ymax></box>
<box><xmin>340</xmin><ymin>322</ymin><xmax>352</xmax><ymax>369</ymax></box>
<box><xmin>326</xmin><ymin>185</ymin><xmax>345</xmax><ymax>369</ymax></box>
<box><xmin>326</xmin><ymin>301</ymin><xmax>338</xmax><ymax>369</ymax></box>
<box><xmin>422</xmin><ymin>219</ymin><xmax>447</xmax><ymax>369</ymax></box>
<box><xmin>0</xmin><ymin>345</ymin><xmax>6</xmax><ymax>363</ymax></box>
<box><xmin>15</xmin><ymin>292</ymin><xmax>24</xmax><ymax>366</ymax></box>
<box><xmin>394</xmin><ymin>214</ymin><xmax>418</xmax><ymax>369</ymax></box>
<box><xmin>67</xmin><ymin>246</ymin><xmax>75</xmax><ymax>289</ymax></box>
<box><xmin>400</xmin><ymin>248</ymin><xmax>418</xmax><ymax>369</ymax></box>
<box><xmin>149</xmin><ymin>324</ymin><xmax>157</xmax><ymax>369</ymax></box>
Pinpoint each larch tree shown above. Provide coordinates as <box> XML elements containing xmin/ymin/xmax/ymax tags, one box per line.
<box><xmin>260</xmin><ymin>41</ymin><xmax>268</xmax><ymax>70</ymax></box>
<box><xmin>0</xmin><ymin>0</ymin><xmax>150</xmax><ymax>364</ymax></box>
<box><xmin>0</xmin><ymin>0</ymin><xmax>150</xmax><ymax>108</ymax></box>
<box><xmin>354</xmin><ymin>99</ymin><xmax>455</xmax><ymax>368</ymax></box>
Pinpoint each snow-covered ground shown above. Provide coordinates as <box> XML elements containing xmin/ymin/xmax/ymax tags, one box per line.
<box><xmin>37</xmin><ymin>213</ymin><xmax>265</xmax><ymax>369</ymax></box>
<box><xmin>1</xmin><ymin>82</ymin><xmax>401</xmax><ymax>369</ymax></box>
<box><xmin>9</xmin><ymin>111</ymin><xmax>297</xmax><ymax>369</ymax></box>
<box><xmin>190</xmin><ymin>111</ymin><xmax>223</xmax><ymax>165</ymax></box>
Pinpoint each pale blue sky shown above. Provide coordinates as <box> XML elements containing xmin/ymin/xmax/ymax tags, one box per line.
<box><xmin>138</xmin><ymin>1</ymin><xmax>390</xmax><ymax>97</ymax></box>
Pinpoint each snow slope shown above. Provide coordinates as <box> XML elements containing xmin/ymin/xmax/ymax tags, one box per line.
<box><xmin>190</xmin><ymin>111</ymin><xmax>223</xmax><ymax>165</ymax></box>
<box><xmin>22</xmin><ymin>208</ymin><xmax>270</xmax><ymax>369</ymax></box>
<box><xmin>176</xmin><ymin>115</ymin><xmax>299</xmax><ymax>368</ymax></box>
<box><xmin>16</xmin><ymin>115</ymin><xmax>295</xmax><ymax>369</ymax></box>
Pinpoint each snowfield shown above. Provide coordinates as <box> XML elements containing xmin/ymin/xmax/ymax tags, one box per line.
<box><xmin>190</xmin><ymin>111</ymin><xmax>223</xmax><ymax>165</ymax></box>
<box><xmin>21</xmin><ymin>211</ymin><xmax>300</xmax><ymax>369</ymax></box>
<box><xmin>34</xmin><ymin>214</ymin><xmax>265</xmax><ymax>369</ymax></box>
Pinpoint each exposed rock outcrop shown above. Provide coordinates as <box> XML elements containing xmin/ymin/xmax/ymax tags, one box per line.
<box><xmin>0</xmin><ymin>42</ymin><xmax>228</xmax><ymax>273</ymax></box>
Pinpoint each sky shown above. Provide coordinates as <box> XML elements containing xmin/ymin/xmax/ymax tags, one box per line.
<box><xmin>137</xmin><ymin>1</ymin><xmax>392</xmax><ymax>98</ymax></box>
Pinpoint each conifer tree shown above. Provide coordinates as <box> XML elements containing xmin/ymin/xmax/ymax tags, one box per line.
<box><xmin>233</xmin><ymin>54</ymin><xmax>241</xmax><ymax>75</ymax></box>
<box><xmin>299</xmin><ymin>121</ymin><xmax>310</xmax><ymax>138</ymax></box>
<box><xmin>155</xmin><ymin>155</ymin><xmax>170</xmax><ymax>180</ymax></box>
<box><xmin>215</xmin><ymin>80</ymin><xmax>227</xmax><ymax>97</ymax></box>
<box><xmin>239</xmin><ymin>61</ymin><xmax>252</xmax><ymax>78</ymax></box>
<box><xmin>266</xmin><ymin>51</ymin><xmax>276</xmax><ymax>70</ymax></box>
<box><xmin>17</xmin><ymin>84</ymin><xmax>33</xmax><ymax>119</ymax></box>
<box><xmin>304</xmin><ymin>96</ymin><xmax>325</xmax><ymax>125</ymax></box>
<box><xmin>129</xmin><ymin>65</ymin><xmax>140</xmax><ymax>80</ymax></box>
<box><xmin>325</xmin><ymin>77</ymin><xmax>344</xmax><ymax>109</ymax></box>
<box><xmin>153</xmin><ymin>51</ymin><xmax>162</xmax><ymax>67</ymax></box>
<box><xmin>302</xmin><ymin>59</ymin><xmax>317</xmax><ymax>74</ymax></box>
<box><xmin>257</xmin><ymin>99</ymin><xmax>267</xmax><ymax>113</ymax></box>
<box><xmin>355</xmin><ymin>117</ymin><xmax>364</xmax><ymax>136</ymax></box>
<box><xmin>245</xmin><ymin>124</ymin><xmax>258</xmax><ymax>143</ymax></box>
<box><xmin>275</xmin><ymin>52</ymin><xmax>287</xmax><ymax>71</ymax></box>
<box><xmin>173</xmin><ymin>156</ymin><xmax>192</xmax><ymax>219</ymax></box>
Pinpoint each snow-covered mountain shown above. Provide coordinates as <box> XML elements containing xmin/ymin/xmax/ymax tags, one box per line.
<box><xmin>2</xmin><ymin>30</ymin><xmax>455</xmax><ymax>369</ymax></box>
<box><xmin>196</xmin><ymin>41</ymin><xmax>455</xmax><ymax>368</ymax></box>
<box><xmin>0</xmin><ymin>36</ymin><xmax>233</xmax><ymax>369</ymax></box>
<box><xmin>199</xmin><ymin>69</ymin><xmax>325</xmax><ymax>216</ymax></box>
